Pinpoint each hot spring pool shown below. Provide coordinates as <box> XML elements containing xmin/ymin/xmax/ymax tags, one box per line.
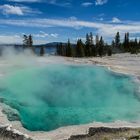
<box><xmin>0</xmin><ymin>64</ymin><xmax>140</xmax><ymax>131</ymax></box>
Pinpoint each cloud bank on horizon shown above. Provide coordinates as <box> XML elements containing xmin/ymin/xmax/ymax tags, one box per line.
<box><xmin>0</xmin><ymin>0</ymin><xmax>140</xmax><ymax>44</ymax></box>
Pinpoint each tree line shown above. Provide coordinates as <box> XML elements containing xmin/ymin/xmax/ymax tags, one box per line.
<box><xmin>57</xmin><ymin>32</ymin><xmax>140</xmax><ymax>57</ymax></box>
<box><xmin>22</xmin><ymin>32</ymin><xmax>140</xmax><ymax>57</ymax></box>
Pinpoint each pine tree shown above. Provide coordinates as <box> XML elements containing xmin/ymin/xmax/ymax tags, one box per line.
<box><xmin>85</xmin><ymin>33</ymin><xmax>91</xmax><ymax>56</ymax></box>
<box><xmin>139</xmin><ymin>40</ymin><xmax>140</xmax><ymax>51</ymax></box>
<box><xmin>86</xmin><ymin>33</ymin><xmax>90</xmax><ymax>45</ymax></box>
<box><xmin>23</xmin><ymin>34</ymin><xmax>34</xmax><ymax>52</ymax></box>
<box><xmin>95</xmin><ymin>34</ymin><xmax>99</xmax><ymax>55</ymax></box>
<box><xmin>40</xmin><ymin>47</ymin><xmax>45</xmax><ymax>56</ymax></box>
<box><xmin>92</xmin><ymin>45</ymin><xmax>97</xmax><ymax>57</ymax></box>
<box><xmin>28</xmin><ymin>34</ymin><xmax>34</xmax><ymax>52</ymax></box>
<box><xmin>123</xmin><ymin>32</ymin><xmax>129</xmax><ymax>52</ymax></box>
<box><xmin>135</xmin><ymin>38</ymin><xmax>138</xmax><ymax>53</ymax></box>
<box><xmin>23</xmin><ymin>35</ymin><xmax>28</xmax><ymax>49</ymax></box>
<box><xmin>56</xmin><ymin>43</ymin><xmax>60</xmax><ymax>55</ymax></box>
<box><xmin>134</xmin><ymin>38</ymin><xmax>138</xmax><ymax>46</ymax></box>
<box><xmin>112</xmin><ymin>40</ymin><xmax>115</xmax><ymax>48</ymax></box>
<box><xmin>28</xmin><ymin>35</ymin><xmax>33</xmax><ymax>48</ymax></box>
<box><xmin>107</xmin><ymin>47</ymin><xmax>112</xmax><ymax>56</ymax></box>
<box><xmin>66</xmin><ymin>39</ymin><xmax>72</xmax><ymax>57</ymax></box>
<box><xmin>89</xmin><ymin>32</ymin><xmax>94</xmax><ymax>45</ymax></box>
<box><xmin>76</xmin><ymin>39</ymin><xmax>85</xmax><ymax>57</ymax></box>
<box><xmin>95</xmin><ymin>35</ymin><xmax>99</xmax><ymax>47</ymax></box>
<box><xmin>98</xmin><ymin>36</ymin><xmax>104</xmax><ymax>57</ymax></box>
<box><xmin>115</xmin><ymin>32</ymin><xmax>121</xmax><ymax>48</ymax></box>
<box><xmin>89</xmin><ymin>32</ymin><xmax>94</xmax><ymax>56</ymax></box>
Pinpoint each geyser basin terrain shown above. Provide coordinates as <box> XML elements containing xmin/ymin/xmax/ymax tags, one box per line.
<box><xmin>0</xmin><ymin>64</ymin><xmax>140</xmax><ymax>131</ymax></box>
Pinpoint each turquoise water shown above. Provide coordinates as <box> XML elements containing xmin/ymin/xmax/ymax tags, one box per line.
<box><xmin>0</xmin><ymin>64</ymin><xmax>140</xmax><ymax>131</ymax></box>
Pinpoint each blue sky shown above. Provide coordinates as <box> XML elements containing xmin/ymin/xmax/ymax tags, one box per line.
<box><xmin>0</xmin><ymin>0</ymin><xmax>140</xmax><ymax>44</ymax></box>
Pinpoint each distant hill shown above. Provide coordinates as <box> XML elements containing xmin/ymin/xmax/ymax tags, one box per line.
<box><xmin>34</xmin><ymin>42</ymin><xmax>61</xmax><ymax>48</ymax></box>
<box><xmin>0</xmin><ymin>43</ymin><xmax>55</xmax><ymax>48</ymax></box>
<box><xmin>0</xmin><ymin>42</ymin><xmax>76</xmax><ymax>48</ymax></box>
<box><xmin>35</xmin><ymin>42</ymin><xmax>76</xmax><ymax>48</ymax></box>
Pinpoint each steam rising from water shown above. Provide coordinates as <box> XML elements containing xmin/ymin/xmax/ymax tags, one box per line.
<box><xmin>0</xmin><ymin>47</ymin><xmax>140</xmax><ymax>131</ymax></box>
<box><xmin>0</xmin><ymin>47</ymin><xmax>64</xmax><ymax>76</ymax></box>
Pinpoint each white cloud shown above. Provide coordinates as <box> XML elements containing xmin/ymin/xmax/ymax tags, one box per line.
<box><xmin>95</xmin><ymin>0</ymin><xmax>108</xmax><ymax>5</ymax></box>
<box><xmin>81</xmin><ymin>2</ymin><xmax>93</xmax><ymax>7</ymax></box>
<box><xmin>7</xmin><ymin>0</ymin><xmax>71</xmax><ymax>7</ymax></box>
<box><xmin>50</xmin><ymin>33</ymin><xmax>58</xmax><ymax>38</ymax></box>
<box><xmin>50</xmin><ymin>2</ymin><xmax>71</xmax><ymax>7</ymax></box>
<box><xmin>46</xmin><ymin>0</ymin><xmax>71</xmax><ymax>7</ymax></box>
<box><xmin>0</xmin><ymin>4</ymin><xmax>24</xmax><ymax>15</ymax></box>
<box><xmin>0</xmin><ymin>35</ymin><xmax>47</xmax><ymax>45</ymax></box>
<box><xmin>33</xmin><ymin>31</ymin><xmax>58</xmax><ymax>38</ymax></box>
<box><xmin>34</xmin><ymin>31</ymin><xmax>49</xmax><ymax>38</ymax></box>
<box><xmin>7</xmin><ymin>0</ymin><xmax>42</xmax><ymax>3</ymax></box>
<box><xmin>0</xmin><ymin>4</ymin><xmax>41</xmax><ymax>16</ymax></box>
<box><xmin>99</xmin><ymin>17</ymin><xmax>104</xmax><ymax>21</ymax></box>
<box><xmin>112</xmin><ymin>17</ymin><xmax>121</xmax><ymax>23</ymax></box>
<box><xmin>33</xmin><ymin>0</ymin><xmax>71</xmax><ymax>7</ymax></box>
<box><xmin>0</xmin><ymin>17</ymin><xmax>140</xmax><ymax>39</ymax></box>
<box><xmin>0</xmin><ymin>35</ymin><xmax>22</xmax><ymax>44</ymax></box>
<box><xmin>0</xmin><ymin>32</ymin><xmax>59</xmax><ymax>44</ymax></box>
